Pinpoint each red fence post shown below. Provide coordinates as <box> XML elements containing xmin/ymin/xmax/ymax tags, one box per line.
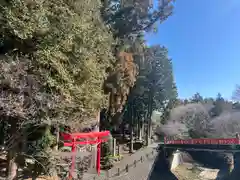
<box><xmin>96</xmin><ymin>137</ymin><xmax>101</xmax><ymax>175</ymax></box>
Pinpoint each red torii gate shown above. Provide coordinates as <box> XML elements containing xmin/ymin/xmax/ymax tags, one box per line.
<box><xmin>61</xmin><ymin>131</ymin><xmax>110</xmax><ymax>178</ymax></box>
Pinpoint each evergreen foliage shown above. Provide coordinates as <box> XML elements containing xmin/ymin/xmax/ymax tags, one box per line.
<box><xmin>0</xmin><ymin>0</ymin><xmax>115</xmax><ymax>127</ymax></box>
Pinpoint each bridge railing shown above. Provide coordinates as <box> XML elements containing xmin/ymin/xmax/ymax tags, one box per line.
<box><xmin>164</xmin><ymin>136</ymin><xmax>240</xmax><ymax>145</ymax></box>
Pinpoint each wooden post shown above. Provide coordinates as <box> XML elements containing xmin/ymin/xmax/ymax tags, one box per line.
<box><xmin>126</xmin><ymin>164</ymin><xmax>129</xmax><ymax>172</ymax></box>
<box><xmin>113</xmin><ymin>138</ymin><xmax>116</xmax><ymax>156</ymax></box>
<box><xmin>117</xmin><ymin>168</ymin><xmax>120</xmax><ymax>176</ymax></box>
<box><xmin>117</xmin><ymin>142</ymin><xmax>120</xmax><ymax>156</ymax></box>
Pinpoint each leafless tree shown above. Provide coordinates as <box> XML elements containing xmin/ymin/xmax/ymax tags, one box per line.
<box><xmin>157</xmin><ymin>103</ymin><xmax>211</xmax><ymax>139</ymax></box>
<box><xmin>156</xmin><ymin>121</ymin><xmax>188</xmax><ymax>139</ymax></box>
<box><xmin>232</xmin><ymin>84</ymin><xmax>240</xmax><ymax>102</ymax></box>
<box><xmin>207</xmin><ymin>112</ymin><xmax>240</xmax><ymax>138</ymax></box>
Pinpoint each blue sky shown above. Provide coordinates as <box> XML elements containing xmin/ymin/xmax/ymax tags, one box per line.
<box><xmin>146</xmin><ymin>0</ymin><xmax>240</xmax><ymax>99</ymax></box>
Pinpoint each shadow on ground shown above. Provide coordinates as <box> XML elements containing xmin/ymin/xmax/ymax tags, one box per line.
<box><xmin>147</xmin><ymin>151</ymin><xmax>177</xmax><ymax>180</ymax></box>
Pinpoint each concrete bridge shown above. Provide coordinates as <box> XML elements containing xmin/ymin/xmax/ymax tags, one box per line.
<box><xmin>149</xmin><ymin>136</ymin><xmax>240</xmax><ymax>179</ymax></box>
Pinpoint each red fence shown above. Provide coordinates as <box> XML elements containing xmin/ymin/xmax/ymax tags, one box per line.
<box><xmin>164</xmin><ymin>137</ymin><xmax>240</xmax><ymax>145</ymax></box>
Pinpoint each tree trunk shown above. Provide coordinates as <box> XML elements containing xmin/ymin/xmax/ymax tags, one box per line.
<box><xmin>129</xmin><ymin>102</ymin><xmax>134</xmax><ymax>153</ymax></box>
<box><xmin>136</xmin><ymin>113</ymin><xmax>139</xmax><ymax>141</ymax></box>
<box><xmin>145</xmin><ymin>124</ymin><xmax>149</xmax><ymax>146</ymax></box>
<box><xmin>53</xmin><ymin>125</ymin><xmax>59</xmax><ymax>151</ymax></box>
<box><xmin>129</xmin><ymin>126</ymin><xmax>133</xmax><ymax>153</ymax></box>
<box><xmin>121</xmin><ymin>122</ymin><xmax>125</xmax><ymax>140</ymax></box>
<box><xmin>145</xmin><ymin>113</ymin><xmax>149</xmax><ymax>146</ymax></box>
<box><xmin>146</xmin><ymin>94</ymin><xmax>154</xmax><ymax>145</ymax></box>
<box><xmin>6</xmin><ymin>150</ymin><xmax>18</xmax><ymax>180</ymax></box>
<box><xmin>0</xmin><ymin>121</ymin><xmax>6</xmax><ymax>145</ymax></box>
<box><xmin>6</xmin><ymin>121</ymin><xmax>18</xmax><ymax>180</ymax></box>
<box><xmin>139</xmin><ymin>122</ymin><xmax>142</xmax><ymax>141</ymax></box>
<box><xmin>21</xmin><ymin>127</ymin><xmax>27</xmax><ymax>153</ymax></box>
<box><xmin>136</xmin><ymin>119</ymin><xmax>139</xmax><ymax>141</ymax></box>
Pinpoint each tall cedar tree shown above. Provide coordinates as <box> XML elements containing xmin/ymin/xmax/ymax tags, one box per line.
<box><xmin>101</xmin><ymin>0</ymin><xmax>175</xmax><ymax>127</ymax></box>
